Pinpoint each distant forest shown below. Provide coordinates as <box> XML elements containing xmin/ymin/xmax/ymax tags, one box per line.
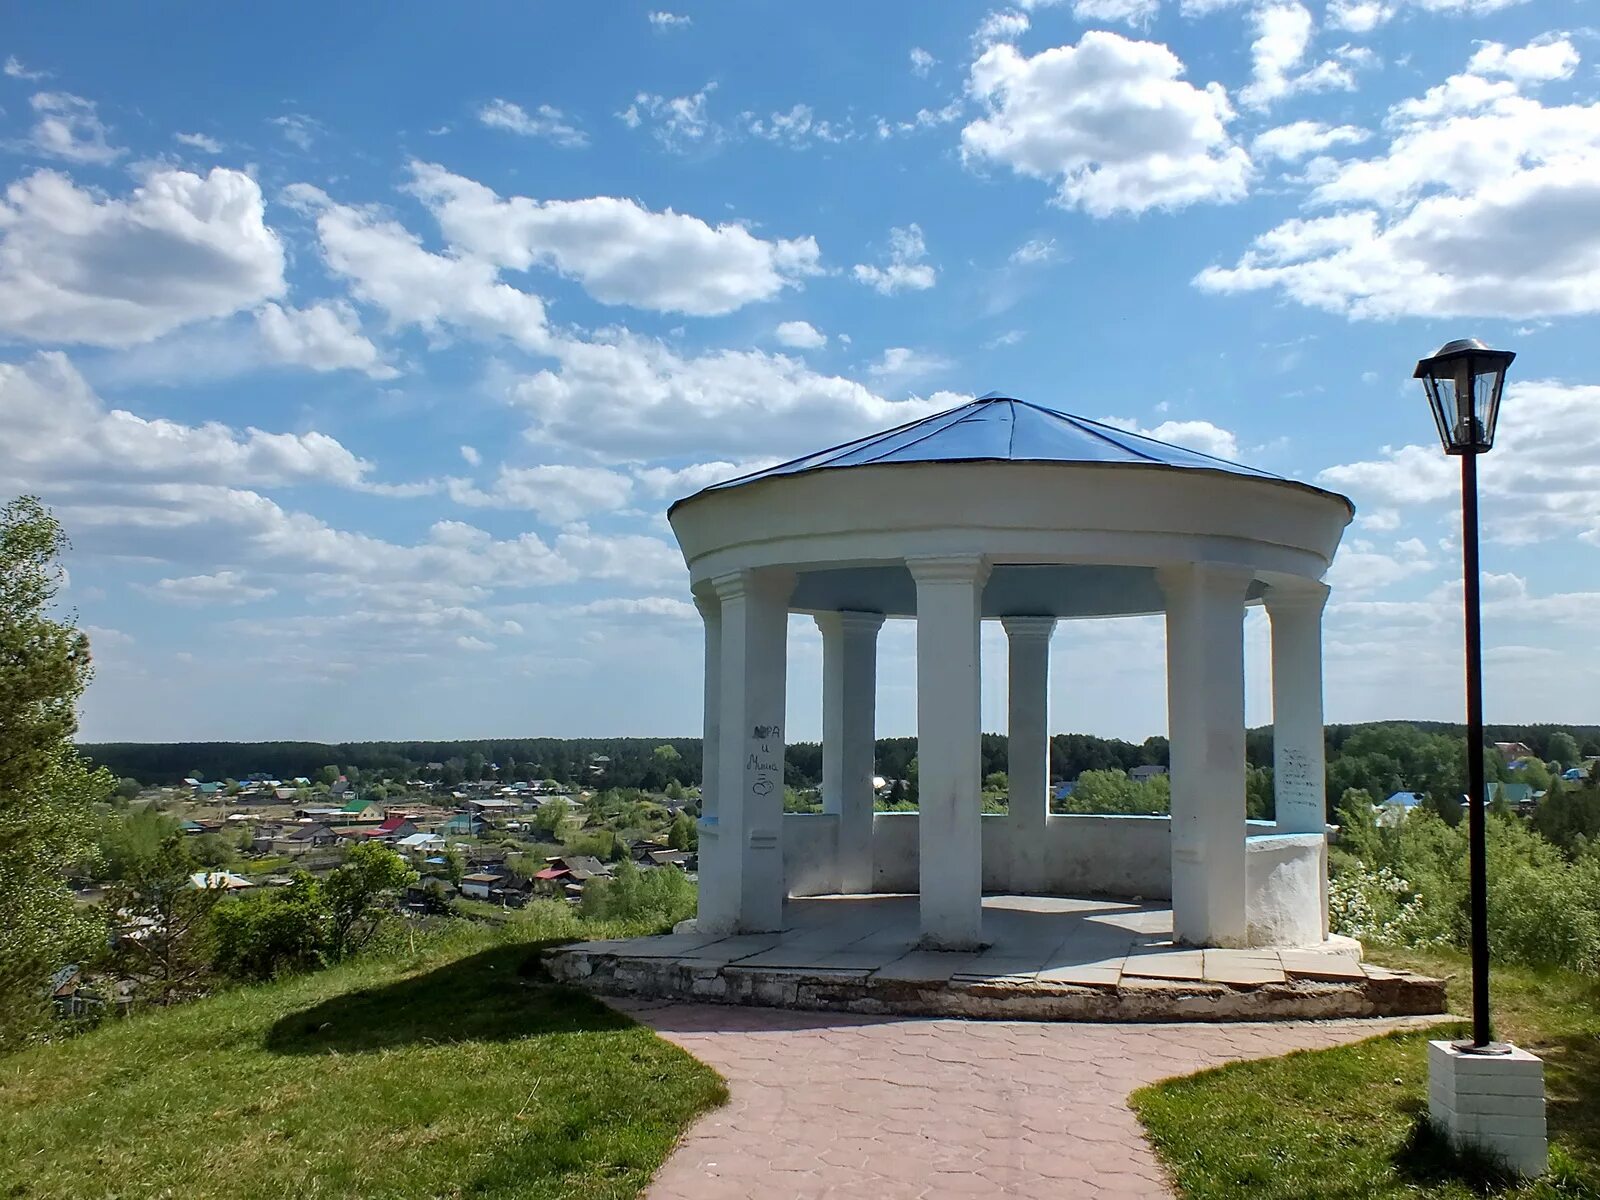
<box><xmin>81</xmin><ymin>721</ymin><xmax>1600</xmax><ymax>794</ymax></box>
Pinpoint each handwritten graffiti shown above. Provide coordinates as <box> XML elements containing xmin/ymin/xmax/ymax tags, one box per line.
<box><xmin>749</xmin><ymin>724</ymin><xmax>781</xmax><ymax>803</ymax></box>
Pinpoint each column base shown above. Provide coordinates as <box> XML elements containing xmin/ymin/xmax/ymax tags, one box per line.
<box><xmin>1428</xmin><ymin>1040</ymin><xmax>1547</xmax><ymax>1178</ymax></box>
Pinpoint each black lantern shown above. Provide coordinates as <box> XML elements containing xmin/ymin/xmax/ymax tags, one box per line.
<box><xmin>1414</xmin><ymin>336</ymin><xmax>1515</xmax><ymax>1053</ymax></box>
<box><xmin>1414</xmin><ymin>338</ymin><xmax>1515</xmax><ymax>455</ymax></box>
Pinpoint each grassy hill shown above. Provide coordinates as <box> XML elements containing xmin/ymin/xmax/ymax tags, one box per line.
<box><xmin>0</xmin><ymin>921</ymin><xmax>724</xmax><ymax>1200</ymax></box>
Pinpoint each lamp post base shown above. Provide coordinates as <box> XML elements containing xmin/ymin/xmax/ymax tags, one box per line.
<box><xmin>1428</xmin><ymin>1040</ymin><xmax>1547</xmax><ymax>1178</ymax></box>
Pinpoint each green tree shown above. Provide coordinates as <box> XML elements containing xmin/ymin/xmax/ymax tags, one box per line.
<box><xmin>322</xmin><ymin>843</ymin><xmax>414</xmax><ymax>961</ymax></box>
<box><xmin>316</xmin><ymin>765</ymin><xmax>340</xmax><ymax>787</ymax></box>
<box><xmin>667</xmin><ymin>811</ymin><xmax>698</xmax><ymax>850</ymax></box>
<box><xmin>105</xmin><ymin>829</ymin><xmax>221</xmax><ymax>1005</ymax></box>
<box><xmin>209</xmin><ymin>875</ymin><xmax>328</xmax><ymax>982</ymax></box>
<box><xmin>1548</xmin><ymin>731</ymin><xmax>1581</xmax><ymax>771</ymax></box>
<box><xmin>0</xmin><ymin>498</ymin><xmax>111</xmax><ymax>1047</ymax></box>
<box><xmin>114</xmin><ymin>777</ymin><xmax>142</xmax><ymax>801</ymax></box>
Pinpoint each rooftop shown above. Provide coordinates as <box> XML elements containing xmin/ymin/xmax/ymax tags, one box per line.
<box><xmin>679</xmin><ymin>393</ymin><xmax>1283</xmax><ymax>507</ymax></box>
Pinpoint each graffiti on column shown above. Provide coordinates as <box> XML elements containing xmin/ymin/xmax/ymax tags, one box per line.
<box><xmin>748</xmin><ymin>724</ymin><xmax>781</xmax><ymax>798</ymax></box>
<box><xmin>1278</xmin><ymin>745</ymin><xmax>1319</xmax><ymax>816</ymax></box>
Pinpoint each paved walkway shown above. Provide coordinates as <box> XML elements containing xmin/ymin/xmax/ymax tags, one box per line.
<box><xmin>618</xmin><ymin>1000</ymin><xmax>1438</xmax><ymax>1200</ymax></box>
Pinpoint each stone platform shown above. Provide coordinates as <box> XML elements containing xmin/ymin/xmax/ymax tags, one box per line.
<box><xmin>546</xmin><ymin>894</ymin><xmax>1446</xmax><ymax>1022</ymax></box>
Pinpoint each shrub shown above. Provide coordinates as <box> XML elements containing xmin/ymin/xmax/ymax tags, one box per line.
<box><xmin>581</xmin><ymin>860</ymin><xmax>696</xmax><ymax>927</ymax></box>
<box><xmin>210</xmin><ymin>877</ymin><xmax>328</xmax><ymax>982</ymax></box>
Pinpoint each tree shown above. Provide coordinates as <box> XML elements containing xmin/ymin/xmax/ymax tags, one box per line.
<box><xmin>322</xmin><ymin>843</ymin><xmax>414</xmax><ymax>961</ymax></box>
<box><xmin>209</xmin><ymin>876</ymin><xmax>328</xmax><ymax>982</ymax></box>
<box><xmin>0</xmin><ymin>498</ymin><xmax>111</xmax><ymax>1047</ymax></box>
<box><xmin>114</xmin><ymin>777</ymin><xmax>142</xmax><ymax>801</ymax></box>
<box><xmin>1547</xmin><ymin>732</ymin><xmax>1581</xmax><ymax>771</ymax></box>
<box><xmin>667</xmin><ymin>811</ymin><xmax>698</xmax><ymax>850</ymax></box>
<box><xmin>105</xmin><ymin>829</ymin><xmax>221</xmax><ymax>1005</ymax></box>
<box><xmin>316</xmin><ymin>765</ymin><xmax>341</xmax><ymax>787</ymax></box>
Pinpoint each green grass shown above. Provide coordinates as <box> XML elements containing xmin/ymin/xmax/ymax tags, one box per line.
<box><xmin>0</xmin><ymin>919</ymin><xmax>725</xmax><ymax>1200</ymax></box>
<box><xmin>1131</xmin><ymin>947</ymin><xmax>1600</xmax><ymax>1199</ymax></box>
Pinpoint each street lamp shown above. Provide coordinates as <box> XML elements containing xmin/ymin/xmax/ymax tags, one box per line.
<box><xmin>1413</xmin><ymin>337</ymin><xmax>1514</xmax><ymax>1053</ymax></box>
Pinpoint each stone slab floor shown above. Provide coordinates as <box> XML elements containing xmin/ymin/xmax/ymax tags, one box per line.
<box><xmin>618</xmin><ymin>999</ymin><xmax>1440</xmax><ymax>1200</ymax></box>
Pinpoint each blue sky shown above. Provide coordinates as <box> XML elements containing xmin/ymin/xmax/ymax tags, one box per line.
<box><xmin>2</xmin><ymin>0</ymin><xmax>1597</xmax><ymax>744</ymax></box>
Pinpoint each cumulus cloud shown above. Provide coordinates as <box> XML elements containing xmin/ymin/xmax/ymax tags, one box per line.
<box><xmin>852</xmin><ymin>223</ymin><xmax>937</xmax><ymax>294</ymax></box>
<box><xmin>445</xmin><ymin>464</ymin><xmax>634</xmax><ymax>524</ymax></box>
<box><xmin>618</xmin><ymin>84</ymin><xmax>720</xmax><ymax>151</ymax></box>
<box><xmin>1103</xmin><ymin>416</ymin><xmax>1242</xmax><ymax>461</ymax></box>
<box><xmin>0</xmin><ymin>352</ymin><xmax>372</xmax><ymax>491</ymax></box>
<box><xmin>648</xmin><ymin>10</ymin><xmax>691</xmax><ymax>28</ymax></box>
<box><xmin>1073</xmin><ymin>0</ymin><xmax>1160</xmax><ymax>26</ymax></box>
<box><xmin>1327</xmin><ymin>0</ymin><xmax>1529</xmax><ymax>32</ymax></box>
<box><xmin>1251</xmin><ymin>120</ymin><xmax>1369</xmax><ymax>161</ymax></box>
<box><xmin>744</xmin><ymin>104</ymin><xmax>854</xmax><ymax>146</ymax></box>
<box><xmin>476</xmin><ymin>99</ymin><xmax>587</xmax><ymax>148</ymax></box>
<box><xmin>4</xmin><ymin>55</ymin><xmax>48</xmax><ymax>81</ymax></box>
<box><xmin>286</xmin><ymin>182</ymin><xmax>550</xmax><ymax>351</ymax></box>
<box><xmin>26</xmin><ymin>92</ymin><xmax>123</xmax><ymax>164</ymax></box>
<box><xmin>512</xmin><ymin>329</ymin><xmax>953</xmax><ymax>460</ymax></box>
<box><xmin>1317</xmin><ymin>379</ymin><xmax>1600</xmax><ymax>547</ymax></box>
<box><xmin>1237</xmin><ymin>3</ymin><xmax>1365</xmax><ymax>111</ymax></box>
<box><xmin>408</xmin><ymin>161</ymin><xmax>822</xmax><ymax>316</ymax></box>
<box><xmin>774</xmin><ymin>320</ymin><xmax>827</xmax><ymax>348</ymax></box>
<box><xmin>1197</xmin><ymin>36</ymin><xmax>1600</xmax><ymax>319</ymax></box>
<box><xmin>867</xmin><ymin>346</ymin><xmax>952</xmax><ymax>384</ymax></box>
<box><xmin>0</xmin><ymin>167</ymin><xmax>285</xmax><ymax>346</ymax></box>
<box><xmin>141</xmin><ymin>571</ymin><xmax>277</xmax><ymax>606</ymax></box>
<box><xmin>1009</xmin><ymin>236</ymin><xmax>1059</xmax><ymax>264</ymax></box>
<box><xmin>174</xmin><ymin>131</ymin><xmax>224</xmax><ymax>153</ymax></box>
<box><xmin>255</xmin><ymin>301</ymin><xmax>396</xmax><ymax>378</ymax></box>
<box><xmin>961</xmin><ymin>32</ymin><xmax>1250</xmax><ymax>216</ymax></box>
<box><xmin>910</xmin><ymin>47</ymin><xmax>937</xmax><ymax>76</ymax></box>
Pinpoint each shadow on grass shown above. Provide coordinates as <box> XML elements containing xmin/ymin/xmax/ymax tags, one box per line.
<box><xmin>1392</xmin><ymin>1114</ymin><xmax>1518</xmax><ymax>1195</ymax></box>
<box><xmin>265</xmin><ymin>942</ymin><xmax>630</xmax><ymax>1055</ymax></box>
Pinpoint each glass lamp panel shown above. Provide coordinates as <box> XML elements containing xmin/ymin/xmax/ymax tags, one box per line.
<box><xmin>1473</xmin><ymin>360</ymin><xmax>1505</xmax><ymax>450</ymax></box>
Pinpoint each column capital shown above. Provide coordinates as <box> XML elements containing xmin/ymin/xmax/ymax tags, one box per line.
<box><xmin>815</xmin><ymin>609</ymin><xmax>887</xmax><ymax>638</ymax></box>
<box><xmin>1001</xmin><ymin>615</ymin><xmax>1057</xmax><ymax>642</ymax></box>
<box><xmin>1263</xmin><ymin>580</ymin><xmax>1330</xmax><ymax>616</ymax></box>
<box><xmin>710</xmin><ymin>566</ymin><xmax>796</xmax><ymax>605</ymax></box>
<box><xmin>1155</xmin><ymin>562</ymin><xmax>1255</xmax><ymax>604</ymax></box>
<box><xmin>692</xmin><ymin>588</ymin><xmax>719</xmax><ymax>622</ymax></box>
<box><xmin>906</xmin><ymin>553</ymin><xmax>992</xmax><ymax>586</ymax></box>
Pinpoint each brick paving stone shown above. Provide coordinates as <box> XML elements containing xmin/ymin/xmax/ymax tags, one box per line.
<box><xmin>619</xmin><ymin>998</ymin><xmax>1439</xmax><ymax>1199</ymax></box>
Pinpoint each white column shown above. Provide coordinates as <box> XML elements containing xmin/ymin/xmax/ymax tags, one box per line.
<box><xmin>1158</xmin><ymin>564</ymin><xmax>1252</xmax><ymax>948</ymax></box>
<box><xmin>710</xmin><ymin>568</ymin><xmax>794</xmax><ymax>934</ymax></box>
<box><xmin>908</xmin><ymin>554</ymin><xmax>991</xmax><ymax>950</ymax></box>
<box><xmin>816</xmin><ymin>610</ymin><xmax>885</xmax><ymax>895</ymax></box>
<box><xmin>1003</xmin><ymin>616</ymin><xmax>1056</xmax><ymax>894</ymax></box>
<box><xmin>1264</xmin><ymin>582</ymin><xmax>1330</xmax><ymax>835</ymax></box>
<box><xmin>692</xmin><ymin>589</ymin><xmax>731</xmax><ymax>930</ymax></box>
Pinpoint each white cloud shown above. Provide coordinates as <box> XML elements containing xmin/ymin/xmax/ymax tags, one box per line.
<box><xmin>1317</xmin><ymin>379</ymin><xmax>1600</xmax><ymax>547</ymax></box>
<box><xmin>618</xmin><ymin>84</ymin><xmax>720</xmax><ymax>151</ymax></box>
<box><xmin>1103</xmin><ymin>416</ymin><xmax>1241</xmax><ymax>461</ymax></box>
<box><xmin>255</xmin><ymin>301</ymin><xmax>396</xmax><ymax>378</ymax></box>
<box><xmin>4</xmin><ymin>55</ymin><xmax>48</xmax><ymax>81</ymax></box>
<box><xmin>648</xmin><ymin>10</ymin><xmax>692</xmax><ymax>28</ymax></box>
<box><xmin>446</xmin><ymin>464</ymin><xmax>634</xmax><ymax>524</ymax></box>
<box><xmin>1009</xmin><ymin>236</ymin><xmax>1059</xmax><ymax>264</ymax></box>
<box><xmin>1198</xmin><ymin>37</ymin><xmax>1600</xmax><ymax>319</ymax></box>
<box><xmin>476</xmin><ymin>99</ymin><xmax>588</xmax><ymax>148</ymax></box>
<box><xmin>1324</xmin><ymin>536</ymin><xmax>1434</xmax><ymax>593</ymax></box>
<box><xmin>1072</xmin><ymin>0</ymin><xmax>1161</xmax><ymax>26</ymax></box>
<box><xmin>1251</xmin><ymin>120</ymin><xmax>1369</xmax><ymax>161</ymax></box>
<box><xmin>0</xmin><ymin>352</ymin><xmax>372</xmax><ymax>492</ymax></box>
<box><xmin>455</xmin><ymin>635</ymin><xmax>495</xmax><ymax>652</ymax></box>
<box><xmin>408</xmin><ymin>161</ymin><xmax>821</xmax><ymax>316</ymax></box>
<box><xmin>744</xmin><ymin>104</ymin><xmax>853</xmax><ymax>146</ymax></box>
<box><xmin>513</xmin><ymin>329</ymin><xmax>953</xmax><ymax>461</ymax></box>
<box><xmin>975</xmin><ymin>9</ymin><xmax>1031</xmax><ymax>48</ymax></box>
<box><xmin>962</xmin><ymin>32</ymin><xmax>1250</xmax><ymax>216</ymax></box>
<box><xmin>26</xmin><ymin>92</ymin><xmax>123</xmax><ymax>164</ymax></box>
<box><xmin>0</xmin><ymin>167</ymin><xmax>286</xmax><ymax>346</ymax></box>
<box><xmin>633</xmin><ymin>459</ymin><xmax>780</xmax><ymax>499</ymax></box>
<box><xmin>852</xmin><ymin>223</ymin><xmax>937</xmax><ymax>294</ymax></box>
<box><xmin>1238</xmin><ymin>3</ymin><xmax>1363</xmax><ymax>111</ymax></box>
<box><xmin>269</xmin><ymin>114</ymin><xmax>320</xmax><ymax>150</ymax></box>
<box><xmin>910</xmin><ymin>47</ymin><xmax>937</xmax><ymax>76</ymax></box>
<box><xmin>775</xmin><ymin>319</ymin><xmax>827</xmax><ymax>348</ymax></box>
<box><xmin>287</xmin><ymin>182</ymin><xmax>551</xmax><ymax>351</ymax></box>
<box><xmin>867</xmin><ymin>346</ymin><xmax>952</xmax><ymax>384</ymax></box>
<box><xmin>1467</xmin><ymin>35</ymin><xmax>1579</xmax><ymax>84</ymax></box>
<box><xmin>174</xmin><ymin>131</ymin><xmax>224</xmax><ymax>153</ymax></box>
<box><xmin>1328</xmin><ymin>0</ymin><xmax>1528</xmax><ymax>31</ymax></box>
<box><xmin>141</xmin><ymin>571</ymin><xmax>277</xmax><ymax>606</ymax></box>
<box><xmin>460</xmin><ymin>445</ymin><xmax>482</xmax><ymax>467</ymax></box>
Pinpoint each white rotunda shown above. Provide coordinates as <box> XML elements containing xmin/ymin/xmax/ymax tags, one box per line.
<box><xmin>669</xmin><ymin>394</ymin><xmax>1353</xmax><ymax>952</ymax></box>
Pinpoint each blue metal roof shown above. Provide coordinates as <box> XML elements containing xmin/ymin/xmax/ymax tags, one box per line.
<box><xmin>685</xmin><ymin>394</ymin><xmax>1286</xmax><ymax>502</ymax></box>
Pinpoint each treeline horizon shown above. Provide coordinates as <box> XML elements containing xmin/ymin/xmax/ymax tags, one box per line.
<box><xmin>81</xmin><ymin>720</ymin><xmax>1600</xmax><ymax>793</ymax></box>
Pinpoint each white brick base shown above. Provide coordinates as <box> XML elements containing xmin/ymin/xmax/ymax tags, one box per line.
<box><xmin>1428</xmin><ymin>1040</ymin><xmax>1547</xmax><ymax>1178</ymax></box>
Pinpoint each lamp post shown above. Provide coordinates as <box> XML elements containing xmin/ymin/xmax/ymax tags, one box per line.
<box><xmin>1413</xmin><ymin>337</ymin><xmax>1514</xmax><ymax>1053</ymax></box>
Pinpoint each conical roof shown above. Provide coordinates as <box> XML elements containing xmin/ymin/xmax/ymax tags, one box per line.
<box><xmin>683</xmin><ymin>394</ymin><xmax>1282</xmax><ymax>505</ymax></box>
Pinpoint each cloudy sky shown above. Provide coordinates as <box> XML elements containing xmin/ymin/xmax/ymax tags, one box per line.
<box><xmin>3</xmin><ymin>1</ymin><xmax>1596</xmax><ymax>745</ymax></box>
